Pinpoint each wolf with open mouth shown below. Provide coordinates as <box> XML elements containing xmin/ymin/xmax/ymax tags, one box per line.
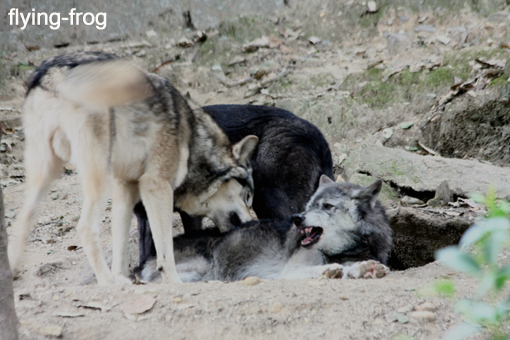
<box><xmin>135</xmin><ymin>175</ymin><xmax>393</xmax><ymax>282</ymax></box>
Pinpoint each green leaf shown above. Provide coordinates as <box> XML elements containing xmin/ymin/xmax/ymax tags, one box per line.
<box><xmin>400</xmin><ymin>122</ymin><xmax>414</xmax><ymax>129</ymax></box>
<box><xmin>442</xmin><ymin>323</ymin><xmax>480</xmax><ymax>340</ymax></box>
<box><xmin>460</xmin><ymin>217</ymin><xmax>510</xmax><ymax>249</ymax></box>
<box><xmin>434</xmin><ymin>280</ymin><xmax>456</xmax><ymax>297</ymax></box>
<box><xmin>470</xmin><ymin>192</ymin><xmax>486</xmax><ymax>204</ymax></box>
<box><xmin>436</xmin><ymin>246</ymin><xmax>482</xmax><ymax>277</ymax></box>
<box><xmin>494</xmin><ymin>266</ymin><xmax>510</xmax><ymax>291</ymax></box>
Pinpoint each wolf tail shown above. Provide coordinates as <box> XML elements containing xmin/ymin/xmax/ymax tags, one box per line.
<box><xmin>56</xmin><ymin>61</ymin><xmax>153</xmax><ymax>107</ymax></box>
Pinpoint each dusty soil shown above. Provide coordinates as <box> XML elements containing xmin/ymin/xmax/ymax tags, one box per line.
<box><xmin>2</xmin><ymin>1</ymin><xmax>510</xmax><ymax>339</ymax></box>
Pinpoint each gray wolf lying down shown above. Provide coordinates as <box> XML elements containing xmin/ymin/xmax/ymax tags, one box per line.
<box><xmin>8</xmin><ymin>52</ymin><xmax>258</xmax><ymax>285</ymax></box>
<box><xmin>135</xmin><ymin>176</ymin><xmax>393</xmax><ymax>282</ymax></box>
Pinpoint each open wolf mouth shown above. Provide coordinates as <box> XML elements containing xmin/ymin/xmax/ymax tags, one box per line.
<box><xmin>298</xmin><ymin>227</ymin><xmax>324</xmax><ymax>247</ymax></box>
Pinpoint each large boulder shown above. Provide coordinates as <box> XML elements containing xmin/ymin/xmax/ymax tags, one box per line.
<box><xmin>342</xmin><ymin>144</ymin><xmax>510</xmax><ymax>200</ymax></box>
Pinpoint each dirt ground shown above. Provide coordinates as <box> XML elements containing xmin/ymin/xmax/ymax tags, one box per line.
<box><xmin>2</xmin><ymin>1</ymin><xmax>510</xmax><ymax>339</ymax></box>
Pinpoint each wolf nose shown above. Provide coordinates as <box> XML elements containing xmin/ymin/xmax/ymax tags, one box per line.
<box><xmin>291</xmin><ymin>214</ymin><xmax>305</xmax><ymax>226</ymax></box>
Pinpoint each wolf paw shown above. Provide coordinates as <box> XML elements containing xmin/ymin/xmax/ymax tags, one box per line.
<box><xmin>344</xmin><ymin>260</ymin><xmax>389</xmax><ymax>279</ymax></box>
<box><xmin>321</xmin><ymin>264</ymin><xmax>344</xmax><ymax>279</ymax></box>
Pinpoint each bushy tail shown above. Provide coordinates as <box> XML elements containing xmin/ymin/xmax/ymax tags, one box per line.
<box><xmin>56</xmin><ymin>61</ymin><xmax>153</xmax><ymax>107</ymax></box>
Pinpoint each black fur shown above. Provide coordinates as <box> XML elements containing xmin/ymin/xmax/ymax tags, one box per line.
<box><xmin>135</xmin><ymin>105</ymin><xmax>333</xmax><ymax>265</ymax></box>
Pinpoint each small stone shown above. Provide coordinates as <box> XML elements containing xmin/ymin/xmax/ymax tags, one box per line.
<box><xmin>51</xmin><ymin>194</ymin><xmax>59</xmax><ymax>200</ymax></box>
<box><xmin>410</xmin><ymin>311</ymin><xmax>435</xmax><ymax>321</ymax></box>
<box><xmin>414</xmin><ymin>25</ymin><xmax>436</xmax><ymax>33</ymax></box>
<box><xmin>339</xmin><ymin>295</ymin><xmax>349</xmax><ymax>300</ymax></box>
<box><xmin>397</xmin><ymin>305</ymin><xmax>413</xmax><ymax>313</ymax></box>
<box><xmin>400</xmin><ymin>196</ymin><xmax>424</xmax><ymax>206</ymax></box>
<box><xmin>308</xmin><ymin>36</ymin><xmax>321</xmax><ymax>45</ymax></box>
<box><xmin>269</xmin><ymin>302</ymin><xmax>282</xmax><ymax>313</ymax></box>
<box><xmin>415</xmin><ymin>302</ymin><xmax>436</xmax><ymax>312</ymax></box>
<box><xmin>373</xmin><ymin>318</ymin><xmax>384</xmax><ymax>325</ymax></box>
<box><xmin>146</xmin><ymin>30</ymin><xmax>157</xmax><ymax>38</ymax></box>
<box><xmin>173</xmin><ymin>297</ymin><xmax>183</xmax><ymax>303</ymax></box>
<box><xmin>382</xmin><ymin>128</ymin><xmax>393</xmax><ymax>140</ymax></box>
<box><xmin>385</xmin><ymin>311</ymin><xmax>398</xmax><ymax>322</ymax></box>
<box><xmin>437</xmin><ymin>35</ymin><xmax>451</xmax><ymax>45</ymax></box>
<box><xmin>241</xmin><ymin>276</ymin><xmax>261</xmax><ymax>286</ymax></box>
<box><xmin>177</xmin><ymin>37</ymin><xmax>194</xmax><ymax>48</ymax></box>
<box><xmin>211</xmin><ymin>64</ymin><xmax>223</xmax><ymax>72</ymax></box>
<box><xmin>72</xmin><ymin>215</ymin><xmax>80</xmax><ymax>222</ymax></box>
<box><xmin>227</xmin><ymin>56</ymin><xmax>245</xmax><ymax>66</ymax></box>
<box><xmin>367</xmin><ymin>1</ymin><xmax>378</xmax><ymax>13</ymax></box>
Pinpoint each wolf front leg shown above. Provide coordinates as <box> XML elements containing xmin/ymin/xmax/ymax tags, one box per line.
<box><xmin>138</xmin><ymin>177</ymin><xmax>181</xmax><ymax>284</ymax></box>
<box><xmin>280</xmin><ymin>263</ymin><xmax>345</xmax><ymax>280</ymax></box>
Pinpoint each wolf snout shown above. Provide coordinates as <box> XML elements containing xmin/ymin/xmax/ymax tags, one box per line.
<box><xmin>291</xmin><ymin>214</ymin><xmax>305</xmax><ymax>226</ymax></box>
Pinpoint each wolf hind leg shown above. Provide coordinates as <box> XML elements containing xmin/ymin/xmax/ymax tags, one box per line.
<box><xmin>8</xmin><ymin>137</ymin><xmax>64</xmax><ymax>272</ymax></box>
<box><xmin>75</xmin><ymin>163</ymin><xmax>122</xmax><ymax>285</ymax></box>
<box><xmin>139</xmin><ymin>177</ymin><xmax>181</xmax><ymax>284</ymax></box>
<box><xmin>111</xmin><ymin>180</ymin><xmax>139</xmax><ymax>279</ymax></box>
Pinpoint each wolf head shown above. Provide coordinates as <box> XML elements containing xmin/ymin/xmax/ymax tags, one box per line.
<box><xmin>291</xmin><ymin>175</ymin><xmax>392</xmax><ymax>264</ymax></box>
<box><xmin>177</xmin><ymin>135</ymin><xmax>259</xmax><ymax>231</ymax></box>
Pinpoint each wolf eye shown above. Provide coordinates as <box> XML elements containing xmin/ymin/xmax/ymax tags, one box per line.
<box><xmin>322</xmin><ymin>203</ymin><xmax>334</xmax><ymax>210</ymax></box>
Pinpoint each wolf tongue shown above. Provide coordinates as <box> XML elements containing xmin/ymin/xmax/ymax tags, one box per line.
<box><xmin>301</xmin><ymin>232</ymin><xmax>315</xmax><ymax>245</ymax></box>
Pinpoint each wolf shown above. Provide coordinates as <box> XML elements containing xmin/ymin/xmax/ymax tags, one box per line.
<box><xmin>135</xmin><ymin>176</ymin><xmax>393</xmax><ymax>282</ymax></box>
<box><xmin>8</xmin><ymin>52</ymin><xmax>258</xmax><ymax>285</ymax></box>
<box><xmin>135</xmin><ymin>104</ymin><xmax>334</xmax><ymax>264</ymax></box>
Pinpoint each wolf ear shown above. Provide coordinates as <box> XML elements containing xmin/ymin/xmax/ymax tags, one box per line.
<box><xmin>353</xmin><ymin>180</ymin><xmax>382</xmax><ymax>208</ymax></box>
<box><xmin>319</xmin><ymin>174</ymin><xmax>334</xmax><ymax>187</ymax></box>
<box><xmin>233</xmin><ymin>135</ymin><xmax>259</xmax><ymax>167</ymax></box>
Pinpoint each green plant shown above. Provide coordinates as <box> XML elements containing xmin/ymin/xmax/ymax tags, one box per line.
<box><xmin>434</xmin><ymin>188</ymin><xmax>510</xmax><ymax>339</ymax></box>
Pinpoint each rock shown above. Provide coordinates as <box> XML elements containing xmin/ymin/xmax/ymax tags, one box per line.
<box><xmin>177</xmin><ymin>37</ymin><xmax>194</xmax><ymax>47</ymax></box>
<box><xmin>415</xmin><ymin>302</ymin><xmax>436</xmax><ymax>312</ymax></box>
<box><xmin>397</xmin><ymin>305</ymin><xmax>413</xmax><ymax>313</ymax></box>
<box><xmin>400</xmin><ymin>196</ymin><xmax>424</xmax><ymax>206</ymax></box>
<box><xmin>308</xmin><ymin>36</ymin><xmax>321</xmax><ymax>45</ymax></box>
<box><xmin>367</xmin><ymin>1</ymin><xmax>378</xmax><ymax>13</ymax></box>
<box><xmin>387</xmin><ymin>33</ymin><xmax>410</xmax><ymax>55</ymax></box>
<box><xmin>435</xmin><ymin>181</ymin><xmax>453</xmax><ymax>204</ymax></box>
<box><xmin>24</xmin><ymin>322</ymin><xmax>63</xmax><ymax>337</ymax></box>
<box><xmin>414</xmin><ymin>25</ymin><xmax>436</xmax><ymax>33</ymax></box>
<box><xmin>228</xmin><ymin>56</ymin><xmax>246</xmax><ymax>66</ymax></box>
<box><xmin>342</xmin><ymin>144</ymin><xmax>510</xmax><ymax>200</ymax></box>
<box><xmin>145</xmin><ymin>29</ymin><xmax>157</xmax><ymax>38</ymax></box>
<box><xmin>242</xmin><ymin>36</ymin><xmax>269</xmax><ymax>52</ymax></box>
<box><xmin>385</xmin><ymin>311</ymin><xmax>398</xmax><ymax>322</ymax></box>
<box><xmin>387</xmin><ymin>206</ymin><xmax>473</xmax><ymax>268</ymax></box>
<box><xmin>269</xmin><ymin>302</ymin><xmax>282</xmax><ymax>313</ymax></box>
<box><xmin>410</xmin><ymin>311</ymin><xmax>435</xmax><ymax>321</ymax></box>
<box><xmin>241</xmin><ymin>276</ymin><xmax>261</xmax><ymax>286</ymax></box>
<box><xmin>436</xmin><ymin>35</ymin><xmax>451</xmax><ymax>45</ymax></box>
<box><xmin>421</xmin><ymin>91</ymin><xmax>510</xmax><ymax>167</ymax></box>
<box><xmin>211</xmin><ymin>64</ymin><xmax>223</xmax><ymax>72</ymax></box>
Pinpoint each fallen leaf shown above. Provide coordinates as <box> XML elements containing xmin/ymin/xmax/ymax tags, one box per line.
<box><xmin>397</xmin><ymin>314</ymin><xmax>409</xmax><ymax>324</ymax></box>
<box><xmin>121</xmin><ymin>295</ymin><xmax>156</xmax><ymax>315</ymax></box>
<box><xmin>400</xmin><ymin>122</ymin><xmax>414</xmax><ymax>129</ymax></box>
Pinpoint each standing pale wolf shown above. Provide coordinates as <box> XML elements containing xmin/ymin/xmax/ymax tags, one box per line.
<box><xmin>8</xmin><ymin>52</ymin><xmax>258</xmax><ymax>285</ymax></box>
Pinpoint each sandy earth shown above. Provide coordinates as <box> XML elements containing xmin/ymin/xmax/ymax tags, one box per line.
<box><xmin>2</xmin><ymin>2</ymin><xmax>510</xmax><ymax>339</ymax></box>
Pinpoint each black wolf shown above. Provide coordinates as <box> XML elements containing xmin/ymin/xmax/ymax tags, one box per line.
<box><xmin>135</xmin><ymin>104</ymin><xmax>334</xmax><ymax>265</ymax></box>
